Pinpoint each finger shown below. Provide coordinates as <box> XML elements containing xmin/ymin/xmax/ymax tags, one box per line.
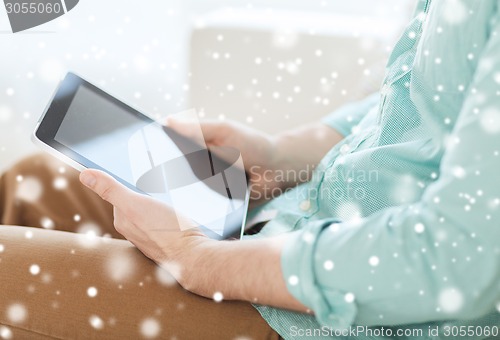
<box><xmin>165</xmin><ymin>117</ymin><xmax>223</xmax><ymax>142</ymax></box>
<box><xmin>80</xmin><ymin>169</ymin><xmax>140</xmax><ymax>212</ymax></box>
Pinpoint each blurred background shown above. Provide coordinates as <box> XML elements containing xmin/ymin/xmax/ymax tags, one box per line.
<box><xmin>0</xmin><ymin>0</ymin><xmax>415</xmax><ymax>171</ymax></box>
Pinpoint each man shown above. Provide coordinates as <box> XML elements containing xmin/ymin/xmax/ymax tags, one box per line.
<box><xmin>1</xmin><ymin>0</ymin><xmax>499</xmax><ymax>338</ymax></box>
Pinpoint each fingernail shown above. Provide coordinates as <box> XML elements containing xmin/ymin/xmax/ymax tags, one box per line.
<box><xmin>80</xmin><ymin>172</ymin><xmax>96</xmax><ymax>188</ymax></box>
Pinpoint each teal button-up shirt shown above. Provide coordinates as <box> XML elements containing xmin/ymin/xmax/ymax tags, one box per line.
<box><xmin>250</xmin><ymin>0</ymin><xmax>500</xmax><ymax>338</ymax></box>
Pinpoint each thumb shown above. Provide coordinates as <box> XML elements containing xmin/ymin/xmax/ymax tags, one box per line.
<box><xmin>80</xmin><ymin>169</ymin><xmax>138</xmax><ymax>210</ymax></box>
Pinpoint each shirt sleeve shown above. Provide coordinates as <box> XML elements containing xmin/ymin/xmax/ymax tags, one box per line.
<box><xmin>282</xmin><ymin>14</ymin><xmax>500</xmax><ymax>331</ymax></box>
<box><xmin>321</xmin><ymin>93</ymin><xmax>379</xmax><ymax>137</ymax></box>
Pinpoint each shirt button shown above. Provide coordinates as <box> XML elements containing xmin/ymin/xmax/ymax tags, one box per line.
<box><xmin>299</xmin><ymin>200</ymin><xmax>311</xmax><ymax>211</ymax></box>
<box><xmin>339</xmin><ymin>144</ymin><xmax>351</xmax><ymax>155</ymax></box>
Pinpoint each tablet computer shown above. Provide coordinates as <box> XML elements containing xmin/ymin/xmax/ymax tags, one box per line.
<box><xmin>32</xmin><ymin>72</ymin><xmax>249</xmax><ymax>240</ymax></box>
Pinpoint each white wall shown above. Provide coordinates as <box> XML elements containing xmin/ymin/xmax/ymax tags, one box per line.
<box><xmin>0</xmin><ymin>0</ymin><xmax>191</xmax><ymax>170</ymax></box>
<box><xmin>0</xmin><ymin>0</ymin><xmax>415</xmax><ymax>170</ymax></box>
<box><xmin>186</xmin><ymin>0</ymin><xmax>415</xmax><ymax>133</ymax></box>
<box><xmin>186</xmin><ymin>0</ymin><xmax>415</xmax><ymax>18</ymax></box>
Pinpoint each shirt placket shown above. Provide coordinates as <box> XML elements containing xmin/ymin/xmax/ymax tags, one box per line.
<box><xmin>299</xmin><ymin>0</ymin><xmax>433</xmax><ymax>221</ymax></box>
<box><xmin>377</xmin><ymin>0</ymin><xmax>431</xmax><ymax>125</ymax></box>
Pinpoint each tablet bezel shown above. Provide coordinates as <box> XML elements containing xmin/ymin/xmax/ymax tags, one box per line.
<box><xmin>32</xmin><ymin>72</ymin><xmax>249</xmax><ymax>240</ymax></box>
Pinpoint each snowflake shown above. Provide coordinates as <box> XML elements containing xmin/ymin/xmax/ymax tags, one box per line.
<box><xmin>302</xmin><ymin>231</ymin><xmax>314</xmax><ymax>244</ymax></box>
<box><xmin>438</xmin><ymin>288</ymin><xmax>464</xmax><ymax>313</ymax></box>
<box><xmin>76</xmin><ymin>223</ymin><xmax>102</xmax><ymax>248</ymax></box>
<box><xmin>452</xmin><ymin>166</ymin><xmax>466</xmax><ymax>179</ymax></box>
<box><xmin>87</xmin><ymin>287</ymin><xmax>98</xmax><ymax>298</ymax></box>
<box><xmin>213</xmin><ymin>291</ymin><xmax>224</xmax><ymax>302</ymax></box>
<box><xmin>480</xmin><ymin>108</ymin><xmax>500</xmax><ymax>134</ymax></box>
<box><xmin>155</xmin><ymin>266</ymin><xmax>177</xmax><ymax>287</ymax></box>
<box><xmin>323</xmin><ymin>260</ymin><xmax>334</xmax><ymax>271</ymax></box>
<box><xmin>40</xmin><ymin>217</ymin><xmax>55</xmax><ymax>229</ymax></box>
<box><xmin>106</xmin><ymin>251</ymin><xmax>137</xmax><ymax>282</ymax></box>
<box><xmin>272</xmin><ymin>29</ymin><xmax>298</xmax><ymax>49</ymax></box>
<box><xmin>369</xmin><ymin>256</ymin><xmax>380</xmax><ymax>267</ymax></box>
<box><xmin>29</xmin><ymin>264</ymin><xmax>40</xmax><ymax>276</ymax></box>
<box><xmin>336</xmin><ymin>202</ymin><xmax>362</xmax><ymax>222</ymax></box>
<box><xmin>288</xmin><ymin>275</ymin><xmax>299</xmax><ymax>286</ymax></box>
<box><xmin>414</xmin><ymin>223</ymin><xmax>425</xmax><ymax>234</ymax></box>
<box><xmin>41</xmin><ymin>273</ymin><xmax>52</xmax><ymax>284</ymax></box>
<box><xmin>89</xmin><ymin>315</ymin><xmax>104</xmax><ymax>330</ymax></box>
<box><xmin>7</xmin><ymin>303</ymin><xmax>27</xmax><ymax>324</ymax></box>
<box><xmin>140</xmin><ymin>318</ymin><xmax>161</xmax><ymax>338</ymax></box>
<box><xmin>494</xmin><ymin>72</ymin><xmax>500</xmax><ymax>84</ymax></box>
<box><xmin>0</xmin><ymin>326</ymin><xmax>13</xmax><ymax>339</ymax></box>
<box><xmin>16</xmin><ymin>177</ymin><xmax>43</xmax><ymax>203</ymax></box>
<box><xmin>390</xmin><ymin>174</ymin><xmax>420</xmax><ymax>203</ymax></box>
<box><xmin>286</xmin><ymin>62</ymin><xmax>299</xmax><ymax>75</ymax></box>
<box><xmin>39</xmin><ymin>59</ymin><xmax>65</xmax><ymax>83</ymax></box>
<box><xmin>0</xmin><ymin>106</ymin><xmax>13</xmax><ymax>122</ymax></box>
<box><xmin>344</xmin><ymin>293</ymin><xmax>355</xmax><ymax>303</ymax></box>
<box><xmin>442</xmin><ymin>0</ymin><xmax>468</xmax><ymax>25</ymax></box>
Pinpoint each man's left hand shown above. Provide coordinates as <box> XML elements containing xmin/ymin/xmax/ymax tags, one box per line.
<box><xmin>79</xmin><ymin>169</ymin><xmax>211</xmax><ymax>287</ymax></box>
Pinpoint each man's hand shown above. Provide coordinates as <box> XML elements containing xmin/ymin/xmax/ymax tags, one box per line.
<box><xmin>167</xmin><ymin>118</ymin><xmax>344</xmax><ymax>206</ymax></box>
<box><xmin>79</xmin><ymin>169</ymin><xmax>211</xmax><ymax>287</ymax></box>
<box><xmin>80</xmin><ymin>168</ymin><xmax>309</xmax><ymax>313</ymax></box>
<box><xmin>166</xmin><ymin>118</ymin><xmax>280</xmax><ymax>206</ymax></box>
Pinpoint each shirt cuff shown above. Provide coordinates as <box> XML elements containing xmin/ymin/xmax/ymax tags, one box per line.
<box><xmin>281</xmin><ymin>219</ymin><xmax>357</xmax><ymax>331</ymax></box>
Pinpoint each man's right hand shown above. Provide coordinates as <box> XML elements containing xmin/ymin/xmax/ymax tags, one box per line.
<box><xmin>166</xmin><ymin>118</ymin><xmax>284</xmax><ymax>206</ymax></box>
<box><xmin>166</xmin><ymin>117</ymin><xmax>345</xmax><ymax>206</ymax></box>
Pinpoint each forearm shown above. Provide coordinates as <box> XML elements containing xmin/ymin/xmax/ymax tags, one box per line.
<box><xmin>182</xmin><ymin>236</ymin><xmax>310</xmax><ymax>313</ymax></box>
<box><xmin>273</xmin><ymin>122</ymin><xmax>344</xmax><ymax>185</ymax></box>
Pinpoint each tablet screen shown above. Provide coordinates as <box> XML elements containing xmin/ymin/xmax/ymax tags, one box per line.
<box><xmin>55</xmin><ymin>85</ymin><xmax>150</xmax><ymax>185</ymax></box>
<box><xmin>38</xmin><ymin>74</ymin><xmax>248</xmax><ymax>240</ymax></box>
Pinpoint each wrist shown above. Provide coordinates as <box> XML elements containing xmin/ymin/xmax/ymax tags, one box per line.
<box><xmin>271</xmin><ymin>133</ymin><xmax>304</xmax><ymax>187</ymax></box>
<box><xmin>177</xmin><ymin>239</ymin><xmax>243</xmax><ymax>301</ymax></box>
<box><xmin>168</xmin><ymin>232</ymin><xmax>214</xmax><ymax>290</ymax></box>
<box><xmin>268</xmin><ymin>135</ymin><xmax>285</xmax><ymax>171</ymax></box>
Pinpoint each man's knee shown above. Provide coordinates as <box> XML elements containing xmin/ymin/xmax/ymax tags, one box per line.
<box><xmin>7</xmin><ymin>153</ymin><xmax>68</xmax><ymax>178</ymax></box>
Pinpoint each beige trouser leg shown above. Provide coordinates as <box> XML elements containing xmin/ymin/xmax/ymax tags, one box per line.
<box><xmin>0</xmin><ymin>154</ymin><xmax>280</xmax><ymax>340</ymax></box>
<box><xmin>0</xmin><ymin>154</ymin><xmax>117</xmax><ymax>238</ymax></box>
